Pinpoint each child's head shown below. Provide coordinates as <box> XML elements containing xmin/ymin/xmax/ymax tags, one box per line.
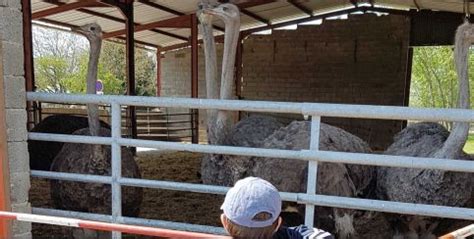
<box><xmin>220</xmin><ymin>177</ymin><xmax>282</xmax><ymax>239</ymax></box>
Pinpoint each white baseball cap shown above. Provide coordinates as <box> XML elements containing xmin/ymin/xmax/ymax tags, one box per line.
<box><xmin>221</xmin><ymin>177</ymin><xmax>282</xmax><ymax>228</ymax></box>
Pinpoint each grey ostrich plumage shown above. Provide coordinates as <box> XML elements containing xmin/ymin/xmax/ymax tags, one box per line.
<box><xmin>378</xmin><ymin>21</ymin><xmax>474</xmax><ymax>238</ymax></box>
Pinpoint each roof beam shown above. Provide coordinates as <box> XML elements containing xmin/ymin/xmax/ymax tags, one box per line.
<box><xmin>41</xmin><ymin>1</ymin><xmax>188</xmax><ymax>42</ymax></box>
<box><xmin>102</xmin><ymin>15</ymin><xmax>192</xmax><ymax>39</ymax></box>
<box><xmin>32</xmin><ymin>0</ymin><xmax>107</xmax><ymax>19</ymax></box>
<box><xmin>137</xmin><ymin>0</ymin><xmax>185</xmax><ymax>16</ymax></box>
<box><xmin>241</xmin><ymin>9</ymin><xmax>271</xmax><ymax>25</ymax></box>
<box><xmin>287</xmin><ymin>0</ymin><xmax>313</xmax><ymax>16</ymax></box>
<box><xmin>36</xmin><ymin>18</ymin><xmax>160</xmax><ymax>49</ymax></box>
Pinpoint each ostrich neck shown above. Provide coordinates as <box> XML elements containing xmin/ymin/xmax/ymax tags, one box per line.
<box><xmin>215</xmin><ymin>15</ymin><xmax>240</xmax><ymax>145</ymax></box>
<box><xmin>437</xmin><ymin>37</ymin><xmax>471</xmax><ymax>158</ymax></box>
<box><xmin>86</xmin><ymin>39</ymin><xmax>102</xmax><ymax>137</ymax></box>
<box><xmin>220</xmin><ymin>18</ymin><xmax>240</xmax><ymax>100</ymax></box>
<box><xmin>199</xmin><ymin>13</ymin><xmax>219</xmax><ymax>144</ymax></box>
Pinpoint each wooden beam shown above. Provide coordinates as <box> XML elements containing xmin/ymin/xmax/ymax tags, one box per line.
<box><xmin>287</xmin><ymin>0</ymin><xmax>313</xmax><ymax>16</ymax></box>
<box><xmin>32</xmin><ymin>0</ymin><xmax>106</xmax><ymax>19</ymax></box>
<box><xmin>191</xmin><ymin>14</ymin><xmax>199</xmax><ymax>144</ymax></box>
<box><xmin>102</xmin><ymin>15</ymin><xmax>192</xmax><ymax>39</ymax></box>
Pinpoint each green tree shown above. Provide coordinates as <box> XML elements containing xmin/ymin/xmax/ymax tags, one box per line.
<box><xmin>33</xmin><ymin>25</ymin><xmax>157</xmax><ymax>96</ymax></box>
<box><xmin>411</xmin><ymin>46</ymin><xmax>474</xmax><ymax>129</ymax></box>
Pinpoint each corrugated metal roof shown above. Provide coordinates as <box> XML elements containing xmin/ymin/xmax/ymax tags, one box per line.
<box><xmin>30</xmin><ymin>0</ymin><xmax>474</xmax><ymax>49</ymax></box>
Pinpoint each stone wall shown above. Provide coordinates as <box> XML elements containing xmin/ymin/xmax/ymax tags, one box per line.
<box><xmin>161</xmin><ymin>14</ymin><xmax>411</xmax><ymax>150</ymax></box>
<box><xmin>1</xmin><ymin>1</ymin><xmax>31</xmax><ymax>238</ymax></box>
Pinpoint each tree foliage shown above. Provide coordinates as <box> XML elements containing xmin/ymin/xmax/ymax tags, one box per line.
<box><xmin>410</xmin><ymin>46</ymin><xmax>474</xmax><ymax>109</ymax></box>
<box><xmin>33</xmin><ymin>25</ymin><xmax>156</xmax><ymax>96</ymax></box>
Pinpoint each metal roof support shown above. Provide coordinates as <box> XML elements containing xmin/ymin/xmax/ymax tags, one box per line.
<box><xmin>102</xmin><ymin>15</ymin><xmax>192</xmax><ymax>39</ymax></box>
<box><xmin>137</xmin><ymin>0</ymin><xmax>185</xmax><ymax>16</ymax></box>
<box><xmin>32</xmin><ymin>0</ymin><xmax>106</xmax><ymax>19</ymax></box>
<box><xmin>190</xmin><ymin>13</ymin><xmax>199</xmax><ymax>144</ymax></box>
<box><xmin>23</xmin><ymin>0</ymin><xmax>36</xmax><ymax>130</ymax></box>
<box><xmin>241</xmin><ymin>9</ymin><xmax>271</xmax><ymax>25</ymax></box>
<box><xmin>156</xmin><ymin>51</ymin><xmax>162</xmax><ymax>97</ymax></box>
<box><xmin>287</xmin><ymin>0</ymin><xmax>313</xmax><ymax>16</ymax></box>
<box><xmin>37</xmin><ymin>0</ymin><xmax>186</xmax><ymax>43</ymax></box>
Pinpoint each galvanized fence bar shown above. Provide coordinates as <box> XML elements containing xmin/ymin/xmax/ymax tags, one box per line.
<box><xmin>26</xmin><ymin>92</ymin><xmax>474</xmax><ymax>236</ymax></box>
<box><xmin>27</xmin><ymin>92</ymin><xmax>474</xmax><ymax>122</ymax></box>
<box><xmin>305</xmin><ymin>116</ymin><xmax>321</xmax><ymax>227</ymax></box>
<box><xmin>29</xmin><ymin>133</ymin><xmax>474</xmax><ymax>173</ymax></box>
<box><xmin>29</xmin><ymin>170</ymin><xmax>474</xmax><ymax>221</ymax></box>
<box><xmin>111</xmin><ymin>103</ymin><xmax>123</xmax><ymax>239</ymax></box>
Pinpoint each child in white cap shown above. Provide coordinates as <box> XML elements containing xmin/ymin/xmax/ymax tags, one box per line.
<box><xmin>220</xmin><ymin>177</ymin><xmax>333</xmax><ymax>239</ymax></box>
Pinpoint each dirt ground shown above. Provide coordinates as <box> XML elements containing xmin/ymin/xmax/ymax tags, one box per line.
<box><xmin>29</xmin><ymin>151</ymin><xmax>224</xmax><ymax>239</ymax></box>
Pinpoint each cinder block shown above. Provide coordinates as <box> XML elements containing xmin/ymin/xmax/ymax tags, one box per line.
<box><xmin>6</xmin><ymin>109</ymin><xmax>28</xmax><ymax>142</ymax></box>
<box><xmin>8</xmin><ymin>0</ymin><xmax>22</xmax><ymax>9</ymax></box>
<box><xmin>9</xmin><ymin>172</ymin><xmax>30</xmax><ymax>204</ymax></box>
<box><xmin>2</xmin><ymin>41</ymin><xmax>24</xmax><ymax>76</ymax></box>
<box><xmin>7</xmin><ymin>141</ymin><xmax>29</xmax><ymax>174</ymax></box>
<box><xmin>11</xmin><ymin>202</ymin><xmax>31</xmax><ymax>213</ymax></box>
<box><xmin>0</xmin><ymin>7</ymin><xmax>22</xmax><ymax>42</ymax></box>
<box><xmin>12</xmin><ymin>232</ymin><xmax>32</xmax><ymax>239</ymax></box>
<box><xmin>3</xmin><ymin>75</ymin><xmax>26</xmax><ymax>109</ymax></box>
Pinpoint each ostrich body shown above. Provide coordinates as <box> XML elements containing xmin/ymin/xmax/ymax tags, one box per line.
<box><xmin>49</xmin><ymin>23</ymin><xmax>142</xmax><ymax>238</ymax></box>
<box><xmin>201</xmin><ymin>115</ymin><xmax>284</xmax><ymax>185</ymax></box>
<box><xmin>28</xmin><ymin>115</ymin><xmax>110</xmax><ymax>170</ymax></box>
<box><xmin>377</xmin><ymin>22</ymin><xmax>474</xmax><ymax>237</ymax></box>
<box><xmin>250</xmin><ymin>121</ymin><xmax>384</xmax><ymax>238</ymax></box>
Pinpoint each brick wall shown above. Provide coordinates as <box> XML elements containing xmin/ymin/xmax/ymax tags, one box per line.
<box><xmin>161</xmin><ymin>14</ymin><xmax>411</xmax><ymax>150</ymax></box>
<box><xmin>1</xmin><ymin>1</ymin><xmax>31</xmax><ymax>238</ymax></box>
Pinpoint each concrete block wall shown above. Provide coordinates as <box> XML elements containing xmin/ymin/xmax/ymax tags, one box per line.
<box><xmin>241</xmin><ymin>14</ymin><xmax>411</xmax><ymax>149</ymax></box>
<box><xmin>0</xmin><ymin>1</ymin><xmax>31</xmax><ymax>238</ymax></box>
<box><xmin>161</xmin><ymin>14</ymin><xmax>411</xmax><ymax>150</ymax></box>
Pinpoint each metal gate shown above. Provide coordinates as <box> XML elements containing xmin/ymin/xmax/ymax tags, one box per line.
<box><xmin>27</xmin><ymin>92</ymin><xmax>474</xmax><ymax>238</ymax></box>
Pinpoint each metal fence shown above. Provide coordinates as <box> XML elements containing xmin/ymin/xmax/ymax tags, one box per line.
<box><xmin>26</xmin><ymin>92</ymin><xmax>474</xmax><ymax>238</ymax></box>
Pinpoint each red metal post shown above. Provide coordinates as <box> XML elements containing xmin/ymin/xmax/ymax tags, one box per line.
<box><xmin>191</xmin><ymin>14</ymin><xmax>199</xmax><ymax>144</ymax></box>
<box><xmin>156</xmin><ymin>50</ymin><xmax>162</xmax><ymax>97</ymax></box>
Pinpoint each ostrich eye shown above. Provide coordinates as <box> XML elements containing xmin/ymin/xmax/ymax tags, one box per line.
<box><xmin>222</xmin><ymin>6</ymin><xmax>228</xmax><ymax>11</ymax></box>
<box><xmin>90</xmin><ymin>26</ymin><xmax>96</xmax><ymax>31</ymax></box>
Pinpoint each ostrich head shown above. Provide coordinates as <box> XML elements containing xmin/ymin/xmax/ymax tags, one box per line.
<box><xmin>73</xmin><ymin>23</ymin><xmax>102</xmax><ymax>43</ymax></box>
<box><xmin>203</xmin><ymin>3</ymin><xmax>240</xmax><ymax>23</ymax></box>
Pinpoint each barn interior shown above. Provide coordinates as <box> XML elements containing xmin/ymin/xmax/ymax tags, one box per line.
<box><xmin>0</xmin><ymin>0</ymin><xmax>472</xmax><ymax>238</ymax></box>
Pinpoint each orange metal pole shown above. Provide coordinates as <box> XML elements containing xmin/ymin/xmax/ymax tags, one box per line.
<box><xmin>0</xmin><ymin>43</ymin><xmax>12</xmax><ymax>238</ymax></box>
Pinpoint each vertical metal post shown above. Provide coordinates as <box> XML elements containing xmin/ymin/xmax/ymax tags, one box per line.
<box><xmin>156</xmin><ymin>50</ymin><xmax>162</xmax><ymax>97</ymax></box>
<box><xmin>305</xmin><ymin>116</ymin><xmax>321</xmax><ymax>227</ymax></box>
<box><xmin>190</xmin><ymin>14</ymin><xmax>199</xmax><ymax>144</ymax></box>
<box><xmin>111</xmin><ymin>103</ymin><xmax>122</xmax><ymax>239</ymax></box>
<box><xmin>22</xmin><ymin>0</ymin><xmax>35</xmax><ymax>130</ymax></box>
<box><xmin>402</xmin><ymin>47</ymin><xmax>413</xmax><ymax>128</ymax></box>
<box><xmin>124</xmin><ymin>2</ymin><xmax>137</xmax><ymax>143</ymax></box>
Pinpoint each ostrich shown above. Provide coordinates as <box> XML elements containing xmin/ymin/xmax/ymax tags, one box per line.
<box><xmin>377</xmin><ymin>22</ymin><xmax>474</xmax><ymax>238</ymax></box>
<box><xmin>198</xmin><ymin>3</ymin><xmax>384</xmax><ymax>237</ymax></box>
<box><xmin>28</xmin><ymin>115</ymin><xmax>110</xmax><ymax>170</ymax></box>
<box><xmin>250</xmin><ymin>121</ymin><xmax>385</xmax><ymax>238</ymax></box>
<box><xmin>198</xmin><ymin>3</ymin><xmax>287</xmax><ymax>186</ymax></box>
<box><xmin>49</xmin><ymin>23</ymin><xmax>143</xmax><ymax>238</ymax></box>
